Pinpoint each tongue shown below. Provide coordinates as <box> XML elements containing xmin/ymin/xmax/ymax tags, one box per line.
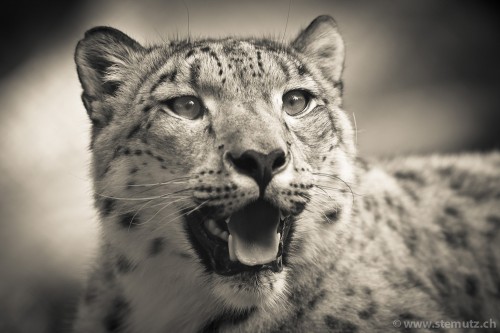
<box><xmin>227</xmin><ymin>199</ymin><xmax>280</xmax><ymax>266</ymax></box>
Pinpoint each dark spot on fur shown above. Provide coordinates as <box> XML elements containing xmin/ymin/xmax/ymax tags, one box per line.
<box><xmin>205</xmin><ymin>124</ymin><xmax>215</xmax><ymax>136</ymax></box>
<box><xmin>358</xmin><ymin>301</ymin><xmax>377</xmax><ymax>319</ymax></box>
<box><xmin>443</xmin><ymin>229</ymin><xmax>468</xmax><ymax>248</ymax></box>
<box><xmin>119</xmin><ymin>213</ymin><xmax>138</xmax><ymax>228</ymax></box>
<box><xmin>438</xmin><ymin>166</ymin><xmax>453</xmax><ymax>176</ymax></box>
<box><xmin>186</xmin><ymin>49</ymin><xmax>195</xmax><ymax>58</ymax></box>
<box><xmin>465</xmin><ymin>275</ymin><xmax>479</xmax><ymax>297</ymax></box>
<box><xmin>149</xmin><ymin>237</ymin><xmax>165</xmax><ymax>257</ymax></box>
<box><xmin>294</xmin><ymin>307</ymin><xmax>305</xmax><ymax>320</ymax></box>
<box><xmin>103</xmin><ymin>296</ymin><xmax>130</xmax><ymax>332</ymax></box>
<box><xmin>101</xmin><ymin>198</ymin><xmax>116</xmax><ymax>217</ymax></box>
<box><xmin>189</xmin><ymin>61</ymin><xmax>201</xmax><ymax>86</ymax></box>
<box><xmin>387</xmin><ymin>219</ymin><xmax>397</xmax><ymax>230</ymax></box>
<box><xmin>126</xmin><ymin>124</ymin><xmax>141</xmax><ymax>139</ymax></box>
<box><xmin>324</xmin><ymin>315</ymin><xmax>358</xmax><ymax>332</ymax></box>
<box><xmin>129</xmin><ymin>167</ymin><xmax>139</xmax><ymax>174</ymax></box>
<box><xmin>324</xmin><ymin>209</ymin><xmax>340</xmax><ymax>223</ymax></box>
<box><xmin>123</xmin><ymin>148</ymin><xmax>130</xmax><ymax>155</ymax></box>
<box><xmin>487</xmin><ymin>215</ymin><xmax>500</xmax><ymax>228</ymax></box>
<box><xmin>104</xmin><ymin>265</ymin><xmax>115</xmax><ymax>282</ymax></box>
<box><xmin>84</xmin><ymin>286</ymin><xmax>98</xmax><ymax>304</ymax></box>
<box><xmin>156</xmin><ymin>156</ymin><xmax>165</xmax><ymax>162</ymax></box>
<box><xmin>170</xmin><ymin>69</ymin><xmax>177</xmax><ymax>82</ymax></box>
<box><xmin>444</xmin><ymin>206</ymin><xmax>460</xmax><ymax>217</ymax></box>
<box><xmin>405</xmin><ymin>228</ymin><xmax>419</xmax><ymax>254</ymax></box>
<box><xmin>307</xmin><ymin>290</ymin><xmax>326</xmax><ymax>310</ymax></box>
<box><xmin>345</xmin><ymin>287</ymin><xmax>355</xmax><ymax>296</ymax></box>
<box><xmin>297</xmin><ymin>64</ymin><xmax>307</xmax><ymax>76</ymax></box>
<box><xmin>116</xmin><ymin>255</ymin><xmax>134</xmax><ymax>274</ymax></box>
<box><xmin>394</xmin><ymin>170</ymin><xmax>425</xmax><ymax>184</ymax></box>
<box><xmin>433</xmin><ymin>269</ymin><xmax>451</xmax><ymax>297</ymax></box>
<box><xmin>399</xmin><ymin>312</ymin><xmax>419</xmax><ymax>321</ymax></box>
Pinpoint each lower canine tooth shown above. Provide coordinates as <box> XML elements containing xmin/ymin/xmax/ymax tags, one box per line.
<box><xmin>228</xmin><ymin>234</ymin><xmax>237</xmax><ymax>261</ymax></box>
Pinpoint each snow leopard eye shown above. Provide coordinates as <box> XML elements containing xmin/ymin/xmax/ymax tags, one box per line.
<box><xmin>163</xmin><ymin>96</ymin><xmax>203</xmax><ymax>119</ymax></box>
<box><xmin>282</xmin><ymin>90</ymin><xmax>312</xmax><ymax>116</ymax></box>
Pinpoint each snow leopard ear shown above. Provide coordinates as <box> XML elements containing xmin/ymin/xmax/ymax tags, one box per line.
<box><xmin>75</xmin><ymin>26</ymin><xmax>144</xmax><ymax>125</ymax></box>
<box><xmin>75</xmin><ymin>26</ymin><xmax>144</xmax><ymax>98</ymax></box>
<box><xmin>292</xmin><ymin>15</ymin><xmax>345</xmax><ymax>83</ymax></box>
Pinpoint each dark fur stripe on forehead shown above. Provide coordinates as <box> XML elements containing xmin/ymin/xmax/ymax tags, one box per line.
<box><xmin>149</xmin><ymin>69</ymin><xmax>178</xmax><ymax>93</ymax></box>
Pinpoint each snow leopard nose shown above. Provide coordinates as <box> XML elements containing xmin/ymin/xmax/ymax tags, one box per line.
<box><xmin>227</xmin><ymin>149</ymin><xmax>288</xmax><ymax>195</ymax></box>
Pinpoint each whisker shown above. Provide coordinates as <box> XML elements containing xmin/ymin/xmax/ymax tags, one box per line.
<box><xmin>134</xmin><ymin>197</ymin><xmax>189</xmax><ymax>227</ymax></box>
<box><xmin>281</xmin><ymin>0</ymin><xmax>292</xmax><ymax>44</ymax></box>
<box><xmin>125</xmin><ymin>176</ymin><xmax>192</xmax><ymax>188</ymax></box>
<box><xmin>156</xmin><ymin>200</ymin><xmax>209</xmax><ymax>230</ymax></box>
<box><xmin>352</xmin><ymin>112</ymin><xmax>358</xmax><ymax>147</ymax></box>
<box><xmin>184</xmin><ymin>200</ymin><xmax>209</xmax><ymax>217</ymax></box>
<box><xmin>313</xmin><ymin>173</ymin><xmax>359</xmax><ymax>206</ymax></box>
<box><xmin>181</xmin><ymin>0</ymin><xmax>190</xmax><ymax>41</ymax></box>
<box><xmin>120</xmin><ymin>179</ymin><xmax>190</xmax><ymax>197</ymax></box>
<box><xmin>96</xmin><ymin>187</ymin><xmax>193</xmax><ymax>202</ymax></box>
<box><xmin>313</xmin><ymin>173</ymin><xmax>357</xmax><ymax>193</ymax></box>
<box><xmin>101</xmin><ymin>195</ymin><xmax>191</xmax><ymax>220</ymax></box>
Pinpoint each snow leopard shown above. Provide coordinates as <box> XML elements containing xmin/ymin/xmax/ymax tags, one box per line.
<box><xmin>72</xmin><ymin>15</ymin><xmax>500</xmax><ymax>332</ymax></box>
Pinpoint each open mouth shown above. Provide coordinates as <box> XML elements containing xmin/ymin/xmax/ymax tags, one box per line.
<box><xmin>185</xmin><ymin>199</ymin><xmax>293</xmax><ymax>276</ymax></box>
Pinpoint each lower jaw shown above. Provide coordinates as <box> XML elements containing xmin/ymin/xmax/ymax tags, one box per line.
<box><xmin>184</xmin><ymin>209</ymin><xmax>293</xmax><ymax>276</ymax></box>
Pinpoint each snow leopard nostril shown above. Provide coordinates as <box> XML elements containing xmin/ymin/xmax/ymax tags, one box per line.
<box><xmin>228</xmin><ymin>149</ymin><xmax>288</xmax><ymax>195</ymax></box>
<box><xmin>272</xmin><ymin>151</ymin><xmax>287</xmax><ymax>170</ymax></box>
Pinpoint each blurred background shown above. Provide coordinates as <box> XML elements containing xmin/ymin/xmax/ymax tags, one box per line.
<box><xmin>0</xmin><ymin>0</ymin><xmax>499</xmax><ymax>332</ymax></box>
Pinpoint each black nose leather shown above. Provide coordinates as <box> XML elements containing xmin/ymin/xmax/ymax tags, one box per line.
<box><xmin>228</xmin><ymin>149</ymin><xmax>288</xmax><ymax>195</ymax></box>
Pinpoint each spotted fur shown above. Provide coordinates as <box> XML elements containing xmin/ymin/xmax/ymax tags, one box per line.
<box><xmin>72</xmin><ymin>16</ymin><xmax>500</xmax><ymax>333</ymax></box>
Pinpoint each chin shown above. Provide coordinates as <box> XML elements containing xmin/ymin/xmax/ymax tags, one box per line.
<box><xmin>210</xmin><ymin>268</ymin><xmax>289</xmax><ymax>309</ymax></box>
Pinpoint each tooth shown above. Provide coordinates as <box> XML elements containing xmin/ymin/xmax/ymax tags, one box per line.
<box><xmin>225</xmin><ymin>217</ymin><xmax>230</xmax><ymax>224</ymax></box>
<box><xmin>204</xmin><ymin>219</ymin><xmax>230</xmax><ymax>241</ymax></box>
<box><xmin>228</xmin><ymin>234</ymin><xmax>237</xmax><ymax>261</ymax></box>
<box><xmin>205</xmin><ymin>219</ymin><xmax>216</xmax><ymax>234</ymax></box>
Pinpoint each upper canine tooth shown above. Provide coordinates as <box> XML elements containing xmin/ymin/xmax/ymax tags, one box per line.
<box><xmin>204</xmin><ymin>219</ymin><xmax>228</xmax><ymax>241</ymax></box>
<box><xmin>225</xmin><ymin>217</ymin><xmax>230</xmax><ymax>224</ymax></box>
<box><xmin>205</xmin><ymin>219</ymin><xmax>219</xmax><ymax>235</ymax></box>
